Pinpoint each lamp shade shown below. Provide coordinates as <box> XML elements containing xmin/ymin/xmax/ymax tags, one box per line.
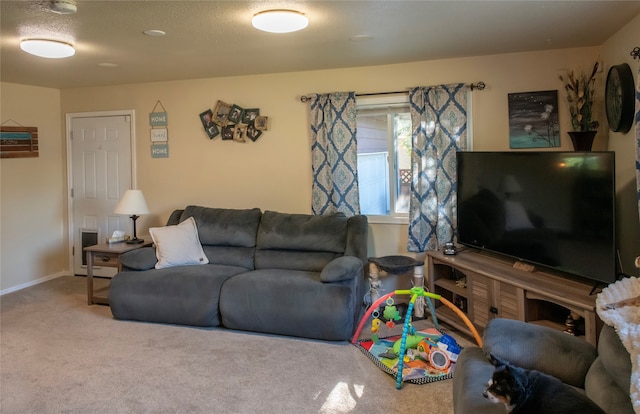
<box><xmin>114</xmin><ymin>190</ymin><xmax>150</xmax><ymax>215</ymax></box>
<box><xmin>499</xmin><ymin>175</ymin><xmax>523</xmax><ymax>194</ymax></box>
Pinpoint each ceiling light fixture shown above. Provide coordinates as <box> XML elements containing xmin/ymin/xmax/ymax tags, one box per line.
<box><xmin>143</xmin><ymin>29</ymin><xmax>166</xmax><ymax>37</ymax></box>
<box><xmin>20</xmin><ymin>39</ymin><xmax>75</xmax><ymax>58</ymax></box>
<box><xmin>252</xmin><ymin>9</ymin><xmax>308</xmax><ymax>33</ymax></box>
<box><xmin>50</xmin><ymin>0</ymin><xmax>77</xmax><ymax>15</ymax></box>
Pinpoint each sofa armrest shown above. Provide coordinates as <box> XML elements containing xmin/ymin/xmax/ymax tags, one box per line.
<box><xmin>483</xmin><ymin>318</ymin><xmax>597</xmax><ymax>388</ymax></box>
<box><xmin>118</xmin><ymin>247</ymin><xmax>157</xmax><ymax>271</ymax></box>
<box><xmin>320</xmin><ymin>256</ymin><xmax>363</xmax><ymax>283</ymax></box>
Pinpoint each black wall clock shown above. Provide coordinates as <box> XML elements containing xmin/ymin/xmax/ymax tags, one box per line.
<box><xmin>605</xmin><ymin>63</ymin><xmax>635</xmax><ymax>133</ymax></box>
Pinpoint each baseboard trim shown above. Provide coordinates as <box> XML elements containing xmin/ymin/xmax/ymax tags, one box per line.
<box><xmin>0</xmin><ymin>271</ymin><xmax>69</xmax><ymax>296</ymax></box>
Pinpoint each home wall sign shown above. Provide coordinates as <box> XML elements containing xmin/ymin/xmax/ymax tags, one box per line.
<box><xmin>1</xmin><ymin>125</ymin><xmax>39</xmax><ymax>158</ymax></box>
<box><xmin>149</xmin><ymin>100</ymin><xmax>169</xmax><ymax>157</ymax></box>
<box><xmin>150</xmin><ymin>128</ymin><xmax>168</xmax><ymax>142</ymax></box>
<box><xmin>151</xmin><ymin>143</ymin><xmax>169</xmax><ymax>158</ymax></box>
<box><xmin>199</xmin><ymin>100</ymin><xmax>268</xmax><ymax>143</ymax></box>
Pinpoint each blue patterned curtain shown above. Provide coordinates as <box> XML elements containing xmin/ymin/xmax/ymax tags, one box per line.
<box><xmin>636</xmin><ymin>66</ymin><xmax>640</xmax><ymax>219</ymax></box>
<box><xmin>308</xmin><ymin>92</ymin><xmax>360</xmax><ymax>216</ymax></box>
<box><xmin>407</xmin><ymin>84</ymin><xmax>468</xmax><ymax>252</ymax></box>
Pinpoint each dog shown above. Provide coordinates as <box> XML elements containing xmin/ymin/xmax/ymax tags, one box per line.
<box><xmin>483</xmin><ymin>354</ymin><xmax>605</xmax><ymax>414</ymax></box>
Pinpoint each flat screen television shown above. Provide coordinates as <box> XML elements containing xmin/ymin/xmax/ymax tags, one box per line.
<box><xmin>456</xmin><ymin>151</ymin><xmax>616</xmax><ymax>285</ymax></box>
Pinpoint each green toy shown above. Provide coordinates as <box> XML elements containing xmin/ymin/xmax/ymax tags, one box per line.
<box><xmin>392</xmin><ymin>334</ymin><xmax>423</xmax><ymax>354</ymax></box>
<box><xmin>383</xmin><ymin>304</ymin><xmax>401</xmax><ymax>321</ymax></box>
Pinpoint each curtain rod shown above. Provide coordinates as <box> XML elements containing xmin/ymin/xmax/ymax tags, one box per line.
<box><xmin>299</xmin><ymin>81</ymin><xmax>486</xmax><ymax>103</ymax></box>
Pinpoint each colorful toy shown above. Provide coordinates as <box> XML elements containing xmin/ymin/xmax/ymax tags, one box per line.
<box><xmin>351</xmin><ymin>286</ymin><xmax>482</xmax><ymax>390</ymax></box>
<box><xmin>416</xmin><ymin>338</ymin><xmax>459</xmax><ymax>371</ymax></box>
<box><xmin>392</xmin><ymin>334</ymin><xmax>423</xmax><ymax>354</ymax></box>
<box><xmin>383</xmin><ymin>304</ymin><xmax>401</xmax><ymax>322</ymax></box>
<box><xmin>371</xmin><ymin>317</ymin><xmax>382</xmax><ymax>333</ymax></box>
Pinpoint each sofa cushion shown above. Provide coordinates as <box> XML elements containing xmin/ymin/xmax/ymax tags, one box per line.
<box><xmin>257</xmin><ymin>211</ymin><xmax>347</xmax><ymax>252</ymax></box>
<box><xmin>320</xmin><ymin>256</ymin><xmax>363</xmax><ymax>282</ymax></box>
<box><xmin>482</xmin><ymin>318</ymin><xmax>597</xmax><ymax>388</ymax></box>
<box><xmin>150</xmin><ymin>216</ymin><xmax>209</xmax><ymax>269</ymax></box>
<box><xmin>219</xmin><ymin>268</ymin><xmax>356</xmax><ymax>340</ymax></box>
<box><xmin>166</xmin><ymin>209</ymin><xmax>184</xmax><ymax>226</ymax></box>
<box><xmin>585</xmin><ymin>357</ymin><xmax>635</xmax><ymax>414</ymax></box>
<box><xmin>255</xmin><ymin>249</ymin><xmax>341</xmax><ymax>272</ymax></box>
<box><xmin>110</xmin><ymin>264</ymin><xmax>246</xmax><ymax>327</ymax></box>
<box><xmin>181</xmin><ymin>205</ymin><xmax>261</xmax><ymax>247</ymax></box>
<box><xmin>202</xmin><ymin>245</ymin><xmax>256</xmax><ymax>270</ymax></box>
<box><xmin>255</xmin><ymin>211</ymin><xmax>348</xmax><ymax>271</ymax></box>
<box><xmin>596</xmin><ymin>324</ymin><xmax>632</xmax><ymax>394</ymax></box>
<box><xmin>118</xmin><ymin>246</ymin><xmax>157</xmax><ymax>270</ymax></box>
<box><xmin>452</xmin><ymin>347</ymin><xmax>506</xmax><ymax>414</ymax></box>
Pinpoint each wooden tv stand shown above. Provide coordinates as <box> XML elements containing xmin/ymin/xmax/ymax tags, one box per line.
<box><xmin>425</xmin><ymin>249</ymin><xmax>602</xmax><ymax>346</ymax></box>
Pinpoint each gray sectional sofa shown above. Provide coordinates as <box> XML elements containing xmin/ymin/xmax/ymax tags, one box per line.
<box><xmin>109</xmin><ymin>205</ymin><xmax>368</xmax><ymax>341</ymax></box>
<box><xmin>453</xmin><ymin>318</ymin><xmax>634</xmax><ymax>414</ymax></box>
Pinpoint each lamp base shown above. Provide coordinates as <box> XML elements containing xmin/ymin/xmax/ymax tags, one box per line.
<box><xmin>126</xmin><ymin>238</ymin><xmax>145</xmax><ymax>244</ymax></box>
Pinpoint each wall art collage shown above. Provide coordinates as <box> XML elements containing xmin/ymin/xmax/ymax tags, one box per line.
<box><xmin>199</xmin><ymin>100</ymin><xmax>269</xmax><ymax>143</ymax></box>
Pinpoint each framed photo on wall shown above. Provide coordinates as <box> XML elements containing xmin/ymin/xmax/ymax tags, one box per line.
<box><xmin>242</xmin><ymin>108</ymin><xmax>260</xmax><ymax>124</ymax></box>
<box><xmin>247</xmin><ymin>123</ymin><xmax>263</xmax><ymax>142</ymax></box>
<box><xmin>199</xmin><ymin>109</ymin><xmax>220</xmax><ymax>139</ymax></box>
<box><xmin>508</xmin><ymin>90</ymin><xmax>559</xmax><ymax>148</ymax></box>
<box><xmin>221</xmin><ymin>124</ymin><xmax>235</xmax><ymax>140</ymax></box>
<box><xmin>233</xmin><ymin>124</ymin><xmax>247</xmax><ymax>143</ymax></box>
<box><xmin>213</xmin><ymin>101</ymin><xmax>232</xmax><ymax>126</ymax></box>
<box><xmin>254</xmin><ymin>116</ymin><xmax>269</xmax><ymax>131</ymax></box>
<box><xmin>228</xmin><ymin>105</ymin><xmax>243</xmax><ymax>124</ymax></box>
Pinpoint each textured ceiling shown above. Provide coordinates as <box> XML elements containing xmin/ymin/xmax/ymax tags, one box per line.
<box><xmin>1</xmin><ymin>1</ymin><xmax>639</xmax><ymax>89</ymax></box>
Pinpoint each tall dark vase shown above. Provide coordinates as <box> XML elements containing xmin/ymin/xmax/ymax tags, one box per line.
<box><xmin>567</xmin><ymin>131</ymin><xmax>597</xmax><ymax>151</ymax></box>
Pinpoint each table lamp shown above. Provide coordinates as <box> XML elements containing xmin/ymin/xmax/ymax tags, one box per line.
<box><xmin>114</xmin><ymin>189</ymin><xmax>149</xmax><ymax>244</ymax></box>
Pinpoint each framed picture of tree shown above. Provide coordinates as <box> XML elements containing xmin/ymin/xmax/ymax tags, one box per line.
<box><xmin>508</xmin><ymin>90</ymin><xmax>559</xmax><ymax>148</ymax></box>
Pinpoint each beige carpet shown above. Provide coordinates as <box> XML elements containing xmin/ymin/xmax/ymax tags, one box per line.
<box><xmin>1</xmin><ymin>276</ymin><xmax>472</xmax><ymax>413</ymax></box>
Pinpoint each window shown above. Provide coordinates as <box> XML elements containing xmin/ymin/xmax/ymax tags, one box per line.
<box><xmin>356</xmin><ymin>94</ymin><xmax>411</xmax><ymax>223</ymax></box>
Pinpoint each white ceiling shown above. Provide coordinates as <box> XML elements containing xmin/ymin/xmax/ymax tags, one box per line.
<box><xmin>2</xmin><ymin>1</ymin><xmax>640</xmax><ymax>89</ymax></box>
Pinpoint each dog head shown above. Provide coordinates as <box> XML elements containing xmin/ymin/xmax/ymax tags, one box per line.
<box><xmin>483</xmin><ymin>354</ymin><xmax>520</xmax><ymax>412</ymax></box>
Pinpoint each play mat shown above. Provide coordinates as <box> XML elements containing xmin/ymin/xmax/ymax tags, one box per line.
<box><xmin>351</xmin><ymin>286</ymin><xmax>481</xmax><ymax>389</ymax></box>
<box><xmin>355</xmin><ymin>326</ymin><xmax>462</xmax><ymax>385</ymax></box>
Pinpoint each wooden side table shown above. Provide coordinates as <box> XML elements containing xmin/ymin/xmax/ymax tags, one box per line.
<box><xmin>84</xmin><ymin>241</ymin><xmax>152</xmax><ymax>305</ymax></box>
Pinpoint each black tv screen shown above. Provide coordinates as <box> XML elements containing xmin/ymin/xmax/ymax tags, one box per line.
<box><xmin>456</xmin><ymin>151</ymin><xmax>616</xmax><ymax>284</ymax></box>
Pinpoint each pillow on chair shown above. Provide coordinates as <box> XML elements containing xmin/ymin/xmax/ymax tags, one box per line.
<box><xmin>149</xmin><ymin>216</ymin><xmax>209</xmax><ymax>269</ymax></box>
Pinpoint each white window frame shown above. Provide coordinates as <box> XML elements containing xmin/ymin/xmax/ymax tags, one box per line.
<box><xmin>356</xmin><ymin>93</ymin><xmax>410</xmax><ymax>225</ymax></box>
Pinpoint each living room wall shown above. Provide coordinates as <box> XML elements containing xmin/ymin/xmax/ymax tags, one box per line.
<box><xmin>59</xmin><ymin>47</ymin><xmax>603</xmax><ymax>258</ymax></box>
<box><xmin>1</xmin><ymin>13</ymin><xmax>638</xmax><ymax>293</ymax></box>
<box><xmin>601</xmin><ymin>12</ymin><xmax>640</xmax><ymax>280</ymax></box>
<box><xmin>0</xmin><ymin>83</ymin><xmax>67</xmax><ymax>292</ymax></box>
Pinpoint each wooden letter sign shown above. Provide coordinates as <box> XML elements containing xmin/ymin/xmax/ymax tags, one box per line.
<box><xmin>1</xmin><ymin>126</ymin><xmax>39</xmax><ymax>158</ymax></box>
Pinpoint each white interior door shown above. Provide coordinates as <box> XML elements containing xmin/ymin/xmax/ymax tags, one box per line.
<box><xmin>69</xmin><ymin>113</ymin><xmax>134</xmax><ymax>276</ymax></box>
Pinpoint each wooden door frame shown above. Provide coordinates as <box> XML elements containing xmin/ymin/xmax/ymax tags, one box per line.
<box><xmin>65</xmin><ymin>110</ymin><xmax>138</xmax><ymax>274</ymax></box>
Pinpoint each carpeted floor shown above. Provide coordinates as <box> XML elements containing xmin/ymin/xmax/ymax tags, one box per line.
<box><xmin>0</xmin><ymin>276</ymin><xmax>474</xmax><ymax>413</ymax></box>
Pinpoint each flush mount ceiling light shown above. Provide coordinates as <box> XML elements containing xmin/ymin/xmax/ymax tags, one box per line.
<box><xmin>252</xmin><ymin>9</ymin><xmax>308</xmax><ymax>33</ymax></box>
<box><xmin>50</xmin><ymin>0</ymin><xmax>77</xmax><ymax>15</ymax></box>
<box><xmin>20</xmin><ymin>39</ymin><xmax>75</xmax><ymax>58</ymax></box>
<box><xmin>143</xmin><ymin>29</ymin><xmax>166</xmax><ymax>37</ymax></box>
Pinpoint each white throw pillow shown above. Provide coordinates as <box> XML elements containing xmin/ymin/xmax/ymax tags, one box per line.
<box><xmin>149</xmin><ymin>216</ymin><xmax>209</xmax><ymax>269</ymax></box>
